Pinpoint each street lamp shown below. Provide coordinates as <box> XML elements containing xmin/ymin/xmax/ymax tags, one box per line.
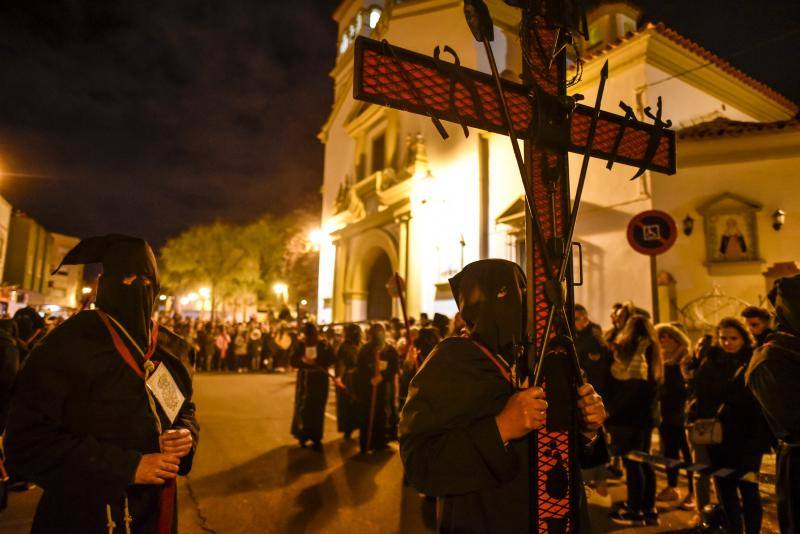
<box><xmin>273</xmin><ymin>282</ymin><xmax>288</xmax><ymax>304</ymax></box>
<box><xmin>682</xmin><ymin>214</ymin><xmax>695</xmax><ymax>236</ymax></box>
<box><xmin>159</xmin><ymin>294</ymin><xmax>167</xmax><ymax>302</ymax></box>
<box><xmin>81</xmin><ymin>286</ymin><xmax>93</xmax><ymax>295</ymax></box>
<box><xmin>308</xmin><ymin>229</ymin><xmax>325</xmax><ymax>252</ymax></box>
<box><xmin>772</xmin><ymin>209</ymin><xmax>786</xmax><ymax>231</ymax></box>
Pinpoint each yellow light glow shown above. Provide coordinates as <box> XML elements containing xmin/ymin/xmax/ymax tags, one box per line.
<box><xmin>179</xmin><ymin>296</ymin><xmax>190</xmax><ymax>306</ymax></box>
<box><xmin>273</xmin><ymin>282</ymin><xmax>289</xmax><ymax>303</ymax></box>
<box><xmin>186</xmin><ymin>292</ymin><xmax>199</xmax><ymax>303</ymax></box>
<box><xmin>308</xmin><ymin>229</ymin><xmax>326</xmax><ymax>251</ymax></box>
<box><xmin>198</xmin><ymin>287</ymin><xmax>211</xmax><ymax>298</ymax></box>
<box><xmin>159</xmin><ymin>294</ymin><xmax>168</xmax><ymax>302</ymax></box>
<box><xmin>81</xmin><ymin>286</ymin><xmax>92</xmax><ymax>295</ymax></box>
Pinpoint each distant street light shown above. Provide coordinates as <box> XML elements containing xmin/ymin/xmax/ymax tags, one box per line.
<box><xmin>308</xmin><ymin>229</ymin><xmax>324</xmax><ymax>252</ymax></box>
<box><xmin>198</xmin><ymin>287</ymin><xmax>211</xmax><ymax>298</ymax></box>
<box><xmin>82</xmin><ymin>286</ymin><xmax>93</xmax><ymax>295</ymax></box>
<box><xmin>273</xmin><ymin>282</ymin><xmax>289</xmax><ymax>304</ymax></box>
<box><xmin>300</xmin><ymin>299</ymin><xmax>308</xmax><ymax>306</ymax></box>
<box><xmin>159</xmin><ymin>294</ymin><xmax>168</xmax><ymax>302</ymax></box>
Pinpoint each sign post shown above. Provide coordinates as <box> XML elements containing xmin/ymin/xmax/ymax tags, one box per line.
<box><xmin>626</xmin><ymin>209</ymin><xmax>678</xmax><ymax>323</ymax></box>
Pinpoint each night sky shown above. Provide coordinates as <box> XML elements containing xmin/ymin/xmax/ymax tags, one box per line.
<box><xmin>0</xmin><ymin>1</ymin><xmax>797</xmax><ymax>247</ymax></box>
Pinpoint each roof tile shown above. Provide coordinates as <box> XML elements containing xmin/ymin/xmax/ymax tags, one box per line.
<box><xmin>575</xmin><ymin>22</ymin><xmax>798</xmax><ymax>114</ymax></box>
<box><xmin>678</xmin><ymin>117</ymin><xmax>800</xmax><ymax>140</ymax></box>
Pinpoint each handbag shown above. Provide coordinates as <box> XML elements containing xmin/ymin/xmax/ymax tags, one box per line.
<box><xmin>689</xmin><ymin>418</ymin><xmax>723</xmax><ymax>445</ymax></box>
<box><xmin>688</xmin><ymin>365</ymin><xmax>745</xmax><ymax>446</ymax></box>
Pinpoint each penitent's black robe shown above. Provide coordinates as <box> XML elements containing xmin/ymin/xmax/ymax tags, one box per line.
<box><xmin>335</xmin><ymin>341</ymin><xmax>360</xmax><ymax>436</ymax></box>
<box><xmin>400</xmin><ymin>337</ymin><xmax>606</xmax><ymax>534</ymax></box>
<box><xmin>747</xmin><ymin>331</ymin><xmax>800</xmax><ymax>534</ymax></box>
<box><xmin>356</xmin><ymin>341</ymin><xmax>399</xmax><ymax>453</ymax></box>
<box><xmin>290</xmin><ymin>341</ymin><xmax>335</xmax><ymax>444</ymax></box>
<box><xmin>4</xmin><ymin>311</ymin><xmax>198</xmax><ymax>534</ymax></box>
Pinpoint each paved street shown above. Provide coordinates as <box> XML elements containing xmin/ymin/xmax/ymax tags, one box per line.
<box><xmin>1</xmin><ymin>373</ymin><xmax>778</xmax><ymax>533</ymax></box>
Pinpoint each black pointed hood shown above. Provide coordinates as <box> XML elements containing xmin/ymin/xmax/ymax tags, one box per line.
<box><xmin>56</xmin><ymin>235</ymin><xmax>160</xmax><ymax>349</ymax></box>
<box><xmin>449</xmin><ymin>259</ymin><xmax>526</xmax><ymax>362</ymax></box>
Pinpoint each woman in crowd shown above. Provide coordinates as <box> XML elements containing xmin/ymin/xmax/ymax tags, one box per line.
<box><xmin>691</xmin><ymin>317</ymin><xmax>772</xmax><ymax>534</ymax></box>
<box><xmin>655</xmin><ymin>323</ymin><xmax>695</xmax><ymax>509</ymax></box>
<box><xmin>290</xmin><ymin>322</ymin><xmax>336</xmax><ymax>450</ymax></box>
<box><xmin>272</xmin><ymin>322</ymin><xmax>293</xmax><ymax>373</ymax></box>
<box><xmin>607</xmin><ymin>315</ymin><xmax>663</xmax><ymax>526</ymax></box>
<box><xmin>233</xmin><ymin>324</ymin><xmax>248</xmax><ymax>372</ymax></box>
<box><xmin>214</xmin><ymin>324</ymin><xmax>230</xmax><ymax>371</ymax></box>
<box><xmin>335</xmin><ymin>324</ymin><xmax>362</xmax><ymax>440</ymax></box>
<box><xmin>247</xmin><ymin>323</ymin><xmax>263</xmax><ymax>371</ymax></box>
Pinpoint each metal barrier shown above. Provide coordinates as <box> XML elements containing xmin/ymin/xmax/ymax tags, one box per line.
<box><xmin>624</xmin><ymin>451</ymin><xmax>775</xmax><ymax>485</ymax></box>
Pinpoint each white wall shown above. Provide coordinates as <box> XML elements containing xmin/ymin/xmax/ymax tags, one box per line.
<box><xmin>654</xmin><ymin>132</ymin><xmax>800</xmax><ymax>312</ymax></box>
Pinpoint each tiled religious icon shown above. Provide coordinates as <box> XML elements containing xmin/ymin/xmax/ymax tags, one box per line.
<box><xmin>698</xmin><ymin>192</ymin><xmax>762</xmax><ymax>264</ymax></box>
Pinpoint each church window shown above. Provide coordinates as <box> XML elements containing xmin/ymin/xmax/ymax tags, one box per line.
<box><xmin>588</xmin><ymin>23</ymin><xmax>603</xmax><ymax>47</ymax></box>
<box><xmin>617</xmin><ymin>14</ymin><xmax>636</xmax><ymax>36</ymax></box>
<box><xmin>356</xmin><ymin>152</ymin><xmax>367</xmax><ymax>182</ymax></box>
<box><xmin>339</xmin><ymin>35</ymin><xmax>350</xmax><ymax>55</ymax></box>
<box><xmin>370</xmin><ymin>132</ymin><xmax>386</xmax><ymax>174</ymax></box>
<box><xmin>337</xmin><ymin>6</ymin><xmax>383</xmax><ymax>56</ymax></box>
<box><xmin>368</xmin><ymin>7</ymin><xmax>382</xmax><ymax>29</ymax></box>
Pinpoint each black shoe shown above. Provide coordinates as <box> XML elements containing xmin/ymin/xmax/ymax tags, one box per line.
<box><xmin>643</xmin><ymin>510</ymin><xmax>660</xmax><ymax>527</ymax></box>
<box><xmin>299</xmin><ymin>439</ymin><xmax>308</xmax><ymax>448</ymax></box>
<box><xmin>609</xmin><ymin>506</ymin><xmax>644</xmax><ymax>526</ymax></box>
<box><xmin>310</xmin><ymin>440</ymin><xmax>323</xmax><ymax>451</ymax></box>
<box><xmin>607</xmin><ymin>465</ymin><xmax>624</xmax><ymax>479</ymax></box>
<box><xmin>8</xmin><ymin>480</ymin><xmax>33</xmax><ymax>492</ymax></box>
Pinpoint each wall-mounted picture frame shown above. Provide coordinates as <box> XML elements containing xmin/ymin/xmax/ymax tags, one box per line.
<box><xmin>697</xmin><ymin>192</ymin><xmax>762</xmax><ymax>267</ymax></box>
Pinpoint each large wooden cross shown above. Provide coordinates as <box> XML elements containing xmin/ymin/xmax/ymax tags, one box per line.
<box><xmin>352</xmin><ymin>1</ymin><xmax>676</xmax><ymax>532</ymax></box>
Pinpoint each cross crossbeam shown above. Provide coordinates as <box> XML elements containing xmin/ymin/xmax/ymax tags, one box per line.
<box><xmin>354</xmin><ymin>36</ymin><xmax>676</xmax><ymax>176</ymax></box>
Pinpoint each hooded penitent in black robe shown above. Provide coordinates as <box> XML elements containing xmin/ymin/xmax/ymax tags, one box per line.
<box><xmin>291</xmin><ymin>323</ymin><xmax>335</xmax><ymax>446</ymax></box>
<box><xmin>5</xmin><ymin>235</ymin><xmax>198</xmax><ymax>534</ymax></box>
<box><xmin>356</xmin><ymin>326</ymin><xmax>399</xmax><ymax>453</ymax></box>
<box><xmin>747</xmin><ymin>274</ymin><xmax>800</xmax><ymax>534</ymax></box>
<box><xmin>335</xmin><ymin>325</ymin><xmax>362</xmax><ymax>437</ymax></box>
<box><xmin>400</xmin><ymin>259</ymin><xmax>606</xmax><ymax>534</ymax></box>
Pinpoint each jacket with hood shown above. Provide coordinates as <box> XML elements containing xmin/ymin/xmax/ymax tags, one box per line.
<box><xmin>747</xmin><ymin>274</ymin><xmax>800</xmax><ymax>534</ymax></box>
<box><xmin>606</xmin><ymin>340</ymin><xmax>659</xmax><ymax>429</ymax></box>
<box><xmin>692</xmin><ymin>345</ymin><xmax>771</xmax><ymax>471</ymax></box>
<box><xmin>399</xmin><ymin>259</ymin><xmax>606</xmax><ymax>534</ymax></box>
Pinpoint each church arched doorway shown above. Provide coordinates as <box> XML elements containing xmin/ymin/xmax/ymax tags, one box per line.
<box><xmin>366</xmin><ymin>251</ymin><xmax>392</xmax><ymax>320</ymax></box>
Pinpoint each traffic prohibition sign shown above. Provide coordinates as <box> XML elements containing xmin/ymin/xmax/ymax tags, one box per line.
<box><xmin>626</xmin><ymin>210</ymin><xmax>677</xmax><ymax>256</ymax></box>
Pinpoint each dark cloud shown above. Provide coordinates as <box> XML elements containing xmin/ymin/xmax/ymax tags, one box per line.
<box><xmin>634</xmin><ymin>0</ymin><xmax>799</xmax><ymax>105</ymax></box>
<box><xmin>0</xmin><ymin>1</ymin><xmax>337</xmax><ymax>246</ymax></box>
<box><xmin>0</xmin><ymin>1</ymin><xmax>796</xmax><ymax>246</ymax></box>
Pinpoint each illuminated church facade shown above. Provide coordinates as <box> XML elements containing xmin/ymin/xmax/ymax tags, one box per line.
<box><xmin>316</xmin><ymin>0</ymin><xmax>799</xmax><ymax>331</ymax></box>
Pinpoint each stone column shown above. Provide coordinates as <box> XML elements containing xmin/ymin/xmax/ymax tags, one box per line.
<box><xmin>332</xmin><ymin>239</ymin><xmax>348</xmax><ymax>323</ymax></box>
<box><xmin>395</xmin><ymin>213</ymin><xmax>411</xmax><ymax>319</ymax></box>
